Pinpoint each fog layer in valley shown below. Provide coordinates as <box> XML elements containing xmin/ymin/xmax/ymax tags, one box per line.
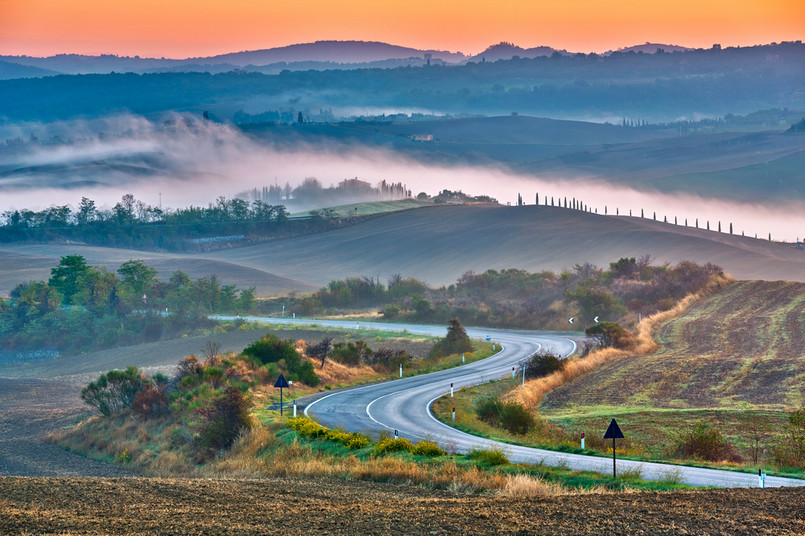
<box><xmin>2</xmin><ymin>115</ymin><xmax>805</xmax><ymax>242</ymax></box>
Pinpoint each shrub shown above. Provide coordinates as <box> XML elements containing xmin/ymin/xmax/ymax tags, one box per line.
<box><xmin>132</xmin><ymin>382</ymin><xmax>170</xmax><ymax>418</ymax></box>
<box><xmin>195</xmin><ymin>385</ymin><xmax>252</xmax><ymax>460</ymax></box>
<box><xmin>468</xmin><ymin>448</ymin><xmax>509</xmax><ymax>466</ymax></box>
<box><xmin>674</xmin><ymin>422</ymin><xmax>742</xmax><ymax>462</ymax></box>
<box><xmin>242</xmin><ymin>335</ymin><xmax>298</xmax><ymax>366</ymax></box>
<box><xmin>288</xmin><ymin>417</ymin><xmax>369</xmax><ymax>449</ymax></box>
<box><xmin>499</xmin><ymin>402</ymin><xmax>536</xmax><ymax>435</ymax></box>
<box><xmin>81</xmin><ymin>366</ymin><xmax>145</xmax><ymax>416</ymax></box>
<box><xmin>365</xmin><ymin>347</ymin><xmax>413</xmax><ymax>371</ymax></box>
<box><xmin>585</xmin><ymin>321</ymin><xmax>635</xmax><ymax>349</ymax></box>
<box><xmin>330</xmin><ymin>340</ymin><xmax>372</xmax><ymax>366</ymax></box>
<box><xmin>476</xmin><ymin>397</ymin><xmax>504</xmax><ymax>425</ymax></box>
<box><xmin>410</xmin><ymin>440</ymin><xmax>445</xmax><ymax>456</ymax></box>
<box><xmin>773</xmin><ymin>408</ymin><xmax>805</xmax><ymax>468</ymax></box>
<box><xmin>373</xmin><ymin>436</ymin><xmax>413</xmax><ymax>455</ymax></box>
<box><xmin>521</xmin><ymin>351</ymin><xmax>565</xmax><ymax>379</ymax></box>
<box><xmin>429</xmin><ymin>317</ymin><xmax>473</xmax><ymax>357</ymax></box>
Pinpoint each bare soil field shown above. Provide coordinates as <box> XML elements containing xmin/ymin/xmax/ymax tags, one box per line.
<box><xmin>542</xmin><ymin>280</ymin><xmax>805</xmax><ymax>411</ymax></box>
<box><xmin>1</xmin><ymin>476</ymin><xmax>803</xmax><ymax>535</ymax></box>
<box><xmin>5</xmin><ymin>205</ymin><xmax>805</xmax><ymax>298</ymax></box>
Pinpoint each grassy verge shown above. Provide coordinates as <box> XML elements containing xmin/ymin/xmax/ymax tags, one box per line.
<box><xmin>54</xmin><ymin>411</ymin><xmax>692</xmax><ymax>494</ymax></box>
<box><xmin>431</xmin><ymin>379</ymin><xmax>805</xmax><ymax>479</ymax></box>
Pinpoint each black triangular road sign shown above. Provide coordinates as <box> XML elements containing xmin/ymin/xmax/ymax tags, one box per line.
<box><xmin>604</xmin><ymin>418</ymin><xmax>624</xmax><ymax>439</ymax></box>
<box><xmin>274</xmin><ymin>374</ymin><xmax>290</xmax><ymax>389</ymax></box>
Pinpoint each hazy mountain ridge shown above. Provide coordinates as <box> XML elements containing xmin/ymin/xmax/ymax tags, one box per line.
<box><xmin>1</xmin><ymin>42</ymin><xmax>802</xmax><ymax>123</ymax></box>
<box><xmin>0</xmin><ymin>39</ymin><xmax>793</xmax><ymax>79</ymax></box>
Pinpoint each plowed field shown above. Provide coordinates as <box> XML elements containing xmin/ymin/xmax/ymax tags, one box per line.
<box><xmin>1</xmin><ymin>477</ymin><xmax>803</xmax><ymax>535</ymax></box>
<box><xmin>543</xmin><ymin>280</ymin><xmax>805</xmax><ymax>411</ymax></box>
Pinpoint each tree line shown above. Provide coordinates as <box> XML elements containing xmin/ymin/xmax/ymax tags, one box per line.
<box><xmin>0</xmin><ymin>255</ymin><xmax>255</xmax><ymax>354</ymax></box>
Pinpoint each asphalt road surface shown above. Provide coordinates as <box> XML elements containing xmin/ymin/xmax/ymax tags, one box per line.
<box><xmin>232</xmin><ymin>316</ymin><xmax>805</xmax><ymax>489</ymax></box>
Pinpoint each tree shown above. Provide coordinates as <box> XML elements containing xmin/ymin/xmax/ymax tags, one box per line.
<box><xmin>585</xmin><ymin>321</ymin><xmax>634</xmax><ymax>349</ymax></box>
<box><xmin>48</xmin><ymin>255</ymin><xmax>90</xmax><ymax>305</ymax></box>
<box><xmin>117</xmin><ymin>260</ymin><xmax>158</xmax><ymax>307</ymax></box>
<box><xmin>308</xmin><ymin>337</ymin><xmax>333</xmax><ymax>369</ymax></box>
<box><xmin>429</xmin><ymin>317</ymin><xmax>473</xmax><ymax>357</ymax></box>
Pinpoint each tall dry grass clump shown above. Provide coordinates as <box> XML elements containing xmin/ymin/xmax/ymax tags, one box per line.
<box><xmin>510</xmin><ymin>273</ymin><xmax>733</xmax><ymax>409</ymax></box>
<box><xmin>497</xmin><ymin>473</ymin><xmax>565</xmax><ymax>497</ymax></box>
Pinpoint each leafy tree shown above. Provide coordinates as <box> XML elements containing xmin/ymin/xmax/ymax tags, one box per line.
<box><xmin>520</xmin><ymin>350</ymin><xmax>565</xmax><ymax>378</ymax></box>
<box><xmin>48</xmin><ymin>255</ymin><xmax>90</xmax><ymax>305</ymax></box>
<box><xmin>429</xmin><ymin>317</ymin><xmax>473</xmax><ymax>357</ymax></box>
<box><xmin>585</xmin><ymin>321</ymin><xmax>635</xmax><ymax>349</ymax></box>
<box><xmin>117</xmin><ymin>259</ymin><xmax>158</xmax><ymax>307</ymax></box>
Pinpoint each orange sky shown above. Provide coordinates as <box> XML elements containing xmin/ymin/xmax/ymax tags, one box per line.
<box><xmin>1</xmin><ymin>0</ymin><xmax>803</xmax><ymax>58</ymax></box>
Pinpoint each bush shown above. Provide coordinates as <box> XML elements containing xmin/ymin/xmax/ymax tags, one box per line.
<box><xmin>373</xmin><ymin>436</ymin><xmax>413</xmax><ymax>455</ymax></box>
<box><xmin>429</xmin><ymin>317</ymin><xmax>473</xmax><ymax>357</ymax></box>
<box><xmin>773</xmin><ymin>408</ymin><xmax>805</xmax><ymax>468</ymax></box>
<box><xmin>585</xmin><ymin>321</ymin><xmax>635</xmax><ymax>350</ymax></box>
<box><xmin>410</xmin><ymin>440</ymin><xmax>445</xmax><ymax>456</ymax></box>
<box><xmin>330</xmin><ymin>340</ymin><xmax>372</xmax><ymax>366</ymax></box>
<box><xmin>132</xmin><ymin>382</ymin><xmax>170</xmax><ymax>418</ymax></box>
<box><xmin>674</xmin><ymin>422</ymin><xmax>742</xmax><ymax>462</ymax></box>
<box><xmin>468</xmin><ymin>448</ymin><xmax>509</xmax><ymax>466</ymax></box>
<box><xmin>288</xmin><ymin>417</ymin><xmax>370</xmax><ymax>449</ymax></box>
<box><xmin>365</xmin><ymin>347</ymin><xmax>413</xmax><ymax>371</ymax></box>
<box><xmin>521</xmin><ymin>351</ymin><xmax>565</xmax><ymax>379</ymax></box>
<box><xmin>476</xmin><ymin>397</ymin><xmax>504</xmax><ymax>425</ymax></box>
<box><xmin>242</xmin><ymin>335</ymin><xmax>298</xmax><ymax>366</ymax></box>
<box><xmin>81</xmin><ymin>366</ymin><xmax>145</xmax><ymax>416</ymax></box>
<box><xmin>499</xmin><ymin>402</ymin><xmax>536</xmax><ymax>435</ymax></box>
<box><xmin>195</xmin><ymin>386</ymin><xmax>252</xmax><ymax>460</ymax></box>
<box><xmin>475</xmin><ymin>397</ymin><xmax>535</xmax><ymax>435</ymax></box>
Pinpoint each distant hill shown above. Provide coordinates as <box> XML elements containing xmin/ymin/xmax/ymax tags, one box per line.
<box><xmin>2</xmin><ymin>42</ymin><xmax>802</xmax><ymax>123</ymax></box>
<box><xmin>0</xmin><ymin>60</ymin><xmax>58</xmax><ymax>80</ymax></box>
<box><xmin>470</xmin><ymin>42</ymin><xmax>565</xmax><ymax>62</ymax></box>
<box><xmin>608</xmin><ymin>42</ymin><xmax>694</xmax><ymax>55</ymax></box>
<box><xmin>0</xmin><ymin>41</ymin><xmax>466</xmax><ymax>77</ymax></box>
<box><xmin>198</xmin><ymin>40</ymin><xmax>466</xmax><ymax>66</ymax></box>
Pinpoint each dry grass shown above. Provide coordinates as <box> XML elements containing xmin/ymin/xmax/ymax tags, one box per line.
<box><xmin>508</xmin><ymin>274</ymin><xmax>734</xmax><ymax>409</ymax></box>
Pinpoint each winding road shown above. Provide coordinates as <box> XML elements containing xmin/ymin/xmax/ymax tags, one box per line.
<box><xmin>237</xmin><ymin>316</ymin><xmax>805</xmax><ymax>489</ymax></box>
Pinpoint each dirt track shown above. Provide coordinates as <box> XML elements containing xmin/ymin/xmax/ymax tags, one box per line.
<box><xmin>1</xmin><ymin>476</ymin><xmax>803</xmax><ymax>535</ymax></box>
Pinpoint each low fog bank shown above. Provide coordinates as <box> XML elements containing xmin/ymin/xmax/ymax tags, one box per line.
<box><xmin>2</xmin><ymin>114</ymin><xmax>805</xmax><ymax>242</ymax></box>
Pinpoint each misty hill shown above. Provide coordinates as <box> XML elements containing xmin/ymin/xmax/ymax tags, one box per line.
<box><xmin>470</xmin><ymin>42</ymin><xmax>564</xmax><ymax>62</ymax></box>
<box><xmin>610</xmin><ymin>42</ymin><xmax>694</xmax><ymax>55</ymax></box>
<box><xmin>0</xmin><ymin>60</ymin><xmax>58</xmax><ymax>80</ymax></box>
<box><xmin>243</xmin><ymin>114</ymin><xmax>805</xmax><ymax>203</ymax></box>
<box><xmin>1</xmin><ymin>42</ymin><xmax>802</xmax><ymax>123</ymax></box>
<box><xmin>197</xmin><ymin>40</ymin><xmax>466</xmax><ymax>66</ymax></box>
<box><xmin>0</xmin><ymin>41</ymin><xmax>465</xmax><ymax>77</ymax></box>
<box><xmin>5</xmin><ymin>205</ymin><xmax>805</xmax><ymax>297</ymax></box>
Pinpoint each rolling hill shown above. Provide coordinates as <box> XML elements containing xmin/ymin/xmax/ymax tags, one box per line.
<box><xmin>5</xmin><ymin>204</ymin><xmax>805</xmax><ymax>297</ymax></box>
<box><xmin>540</xmin><ymin>279</ymin><xmax>805</xmax><ymax>408</ymax></box>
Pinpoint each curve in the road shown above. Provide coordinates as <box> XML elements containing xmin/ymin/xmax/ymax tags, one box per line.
<box><xmin>234</xmin><ymin>316</ymin><xmax>805</xmax><ymax>489</ymax></box>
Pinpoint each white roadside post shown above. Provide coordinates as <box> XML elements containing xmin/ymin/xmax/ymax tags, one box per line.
<box><xmin>522</xmin><ymin>364</ymin><xmax>525</xmax><ymax>388</ymax></box>
<box><xmin>462</xmin><ymin>353</ymin><xmax>465</xmax><ymax>363</ymax></box>
<box><xmin>452</xmin><ymin>407</ymin><xmax>456</xmax><ymax>422</ymax></box>
<box><xmin>399</xmin><ymin>364</ymin><xmax>402</xmax><ymax>378</ymax></box>
<box><xmin>293</xmin><ymin>401</ymin><xmax>297</xmax><ymax>417</ymax></box>
<box><xmin>450</xmin><ymin>383</ymin><xmax>454</xmax><ymax>398</ymax></box>
<box><xmin>512</xmin><ymin>367</ymin><xmax>515</xmax><ymax>379</ymax></box>
<box><xmin>581</xmin><ymin>432</ymin><xmax>585</xmax><ymax>450</ymax></box>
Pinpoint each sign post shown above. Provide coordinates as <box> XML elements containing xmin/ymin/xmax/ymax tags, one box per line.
<box><xmin>274</xmin><ymin>374</ymin><xmax>290</xmax><ymax>416</ymax></box>
<box><xmin>603</xmin><ymin>418</ymin><xmax>624</xmax><ymax>478</ymax></box>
